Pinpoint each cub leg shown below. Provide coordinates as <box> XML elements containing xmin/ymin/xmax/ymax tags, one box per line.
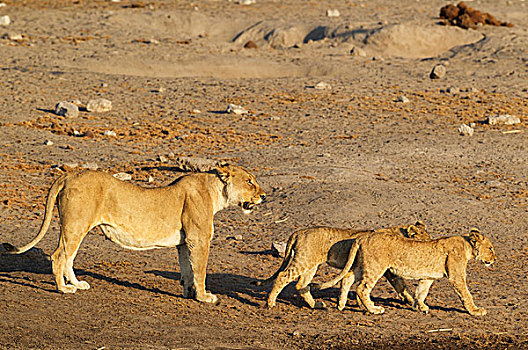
<box><xmin>267</xmin><ymin>268</ymin><xmax>301</xmax><ymax>308</ymax></box>
<box><xmin>356</xmin><ymin>271</ymin><xmax>385</xmax><ymax>314</ymax></box>
<box><xmin>177</xmin><ymin>244</ymin><xmax>196</xmax><ymax>299</ymax></box>
<box><xmin>413</xmin><ymin>279</ymin><xmax>434</xmax><ymax>313</ymax></box>
<box><xmin>448</xmin><ymin>275</ymin><xmax>486</xmax><ymax>316</ymax></box>
<box><xmin>446</xmin><ymin>257</ymin><xmax>486</xmax><ymax>316</ymax></box>
<box><xmin>296</xmin><ymin>266</ymin><xmax>325</xmax><ymax>309</ymax></box>
<box><xmin>384</xmin><ymin>270</ymin><xmax>414</xmax><ymax>305</ymax></box>
<box><xmin>337</xmin><ymin>271</ymin><xmax>357</xmax><ymax>311</ymax></box>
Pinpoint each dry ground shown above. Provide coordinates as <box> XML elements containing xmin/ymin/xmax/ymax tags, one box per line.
<box><xmin>1</xmin><ymin>0</ymin><xmax>527</xmax><ymax>349</ymax></box>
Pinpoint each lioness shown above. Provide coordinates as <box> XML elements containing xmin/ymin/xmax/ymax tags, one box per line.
<box><xmin>3</xmin><ymin>164</ymin><xmax>265</xmax><ymax>303</ymax></box>
<box><xmin>261</xmin><ymin>221</ymin><xmax>430</xmax><ymax>309</ymax></box>
<box><xmin>325</xmin><ymin>228</ymin><xmax>495</xmax><ymax>316</ymax></box>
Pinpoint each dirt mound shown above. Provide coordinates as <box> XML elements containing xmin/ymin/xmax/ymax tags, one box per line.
<box><xmin>363</xmin><ymin>23</ymin><xmax>483</xmax><ymax>59</ymax></box>
<box><xmin>440</xmin><ymin>2</ymin><xmax>514</xmax><ymax>30</ymax></box>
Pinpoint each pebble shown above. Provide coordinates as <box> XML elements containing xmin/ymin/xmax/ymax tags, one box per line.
<box><xmin>81</xmin><ymin>163</ymin><xmax>99</xmax><ymax>170</ymax></box>
<box><xmin>458</xmin><ymin>124</ymin><xmax>474</xmax><ymax>136</ymax></box>
<box><xmin>271</xmin><ymin>241</ymin><xmax>287</xmax><ymax>258</ymax></box>
<box><xmin>0</xmin><ymin>3</ymin><xmax>6</xmax><ymax>8</ymax></box>
<box><xmin>0</xmin><ymin>15</ymin><xmax>10</xmax><ymax>26</ymax></box>
<box><xmin>54</xmin><ymin>101</ymin><xmax>79</xmax><ymax>118</ymax></box>
<box><xmin>487</xmin><ymin>114</ymin><xmax>520</xmax><ymax>125</ymax></box>
<box><xmin>326</xmin><ymin>9</ymin><xmax>340</xmax><ymax>17</ymax></box>
<box><xmin>236</xmin><ymin>0</ymin><xmax>256</xmax><ymax>4</ymax></box>
<box><xmin>113</xmin><ymin>172</ymin><xmax>132</xmax><ymax>181</ymax></box>
<box><xmin>396</xmin><ymin>95</ymin><xmax>410</xmax><ymax>103</ymax></box>
<box><xmin>44</xmin><ymin>140</ymin><xmax>54</xmax><ymax>146</ymax></box>
<box><xmin>314</xmin><ymin>81</ymin><xmax>332</xmax><ymax>90</ymax></box>
<box><xmin>446</xmin><ymin>86</ymin><xmax>460</xmax><ymax>94</ymax></box>
<box><xmin>104</xmin><ymin>130</ymin><xmax>117</xmax><ymax>137</ymax></box>
<box><xmin>430</xmin><ymin>64</ymin><xmax>446</xmax><ymax>79</ymax></box>
<box><xmin>227</xmin><ymin>234</ymin><xmax>243</xmax><ymax>241</ymax></box>
<box><xmin>86</xmin><ymin>98</ymin><xmax>112</xmax><ymax>113</ymax></box>
<box><xmin>5</xmin><ymin>32</ymin><xmax>22</xmax><ymax>41</ymax></box>
<box><xmin>244</xmin><ymin>40</ymin><xmax>258</xmax><ymax>49</ymax></box>
<box><xmin>226</xmin><ymin>103</ymin><xmax>248</xmax><ymax>115</ymax></box>
<box><xmin>191</xmin><ymin>109</ymin><xmax>202</xmax><ymax>114</ymax></box>
<box><xmin>350</xmin><ymin>46</ymin><xmax>366</xmax><ymax>57</ymax></box>
<box><xmin>158</xmin><ymin>155</ymin><xmax>168</xmax><ymax>163</ymax></box>
<box><xmin>147</xmin><ymin>176</ymin><xmax>154</xmax><ymax>183</ymax></box>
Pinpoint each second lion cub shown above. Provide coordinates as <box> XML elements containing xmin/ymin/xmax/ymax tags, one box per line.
<box><xmin>260</xmin><ymin>221</ymin><xmax>430</xmax><ymax>309</ymax></box>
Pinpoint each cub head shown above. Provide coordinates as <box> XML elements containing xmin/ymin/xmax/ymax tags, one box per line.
<box><xmin>216</xmin><ymin>164</ymin><xmax>266</xmax><ymax>214</ymax></box>
<box><xmin>467</xmin><ymin>228</ymin><xmax>496</xmax><ymax>267</ymax></box>
<box><xmin>403</xmin><ymin>220</ymin><xmax>431</xmax><ymax>241</ymax></box>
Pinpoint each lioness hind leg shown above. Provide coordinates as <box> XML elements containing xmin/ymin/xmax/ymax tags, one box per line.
<box><xmin>51</xmin><ymin>242</ymin><xmax>76</xmax><ymax>293</ymax></box>
<box><xmin>296</xmin><ymin>266</ymin><xmax>325</xmax><ymax>309</ymax></box>
<box><xmin>64</xmin><ymin>234</ymin><xmax>90</xmax><ymax>290</ymax></box>
<box><xmin>52</xmin><ymin>226</ymin><xmax>90</xmax><ymax>293</ymax></box>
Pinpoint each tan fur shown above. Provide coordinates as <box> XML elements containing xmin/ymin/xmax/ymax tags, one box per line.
<box><xmin>262</xmin><ymin>222</ymin><xmax>430</xmax><ymax>309</ymax></box>
<box><xmin>330</xmin><ymin>228</ymin><xmax>496</xmax><ymax>316</ymax></box>
<box><xmin>3</xmin><ymin>165</ymin><xmax>265</xmax><ymax>303</ymax></box>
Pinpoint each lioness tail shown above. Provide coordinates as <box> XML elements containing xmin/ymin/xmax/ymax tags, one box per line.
<box><xmin>2</xmin><ymin>173</ymin><xmax>67</xmax><ymax>254</ymax></box>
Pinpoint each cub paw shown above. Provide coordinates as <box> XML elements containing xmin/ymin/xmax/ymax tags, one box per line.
<box><xmin>368</xmin><ymin>306</ymin><xmax>385</xmax><ymax>315</ymax></box>
<box><xmin>470</xmin><ymin>307</ymin><xmax>487</xmax><ymax>316</ymax></box>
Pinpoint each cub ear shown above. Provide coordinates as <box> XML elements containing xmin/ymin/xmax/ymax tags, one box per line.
<box><xmin>414</xmin><ymin>220</ymin><xmax>426</xmax><ymax>229</ymax></box>
<box><xmin>468</xmin><ymin>228</ymin><xmax>482</xmax><ymax>246</ymax></box>
<box><xmin>406</xmin><ymin>225</ymin><xmax>417</xmax><ymax>237</ymax></box>
<box><xmin>217</xmin><ymin>160</ymin><xmax>229</xmax><ymax>167</ymax></box>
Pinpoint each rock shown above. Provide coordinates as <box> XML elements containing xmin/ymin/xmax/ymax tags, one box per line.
<box><xmin>191</xmin><ymin>109</ymin><xmax>202</xmax><ymax>114</ymax></box>
<box><xmin>350</xmin><ymin>46</ymin><xmax>366</xmax><ymax>57</ymax></box>
<box><xmin>173</xmin><ymin>157</ymin><xmax>218</xmax><ymax>172</ymax></box>
<box><xmin>487</xmin><ymin>114</ymin><xmax>520</xmax><ymax>126</ymax></box>
<box><xmin>113</xmin><ymin>172</ymin><xmax>132</xmax><ymax>181</ymax></box>
<box><xmin>271</xmin><ymin>241</ymin><xmax>287</xmax><ymax>258</ymax></box>
<box><xmin>458</xmin><ymin>124</ymin><xmax>474</xmax><ymax>136</ymax></box>
<box><xmin>86</xmin><ymin>98</ymin><xmax>112</xmax><ymax>113</ymax></box>
<box><xmin>430</xmin><ymin>64</ymin><xmax>446</xmax><ymax>79</ymax></box>
<box><xmin>44</xmin><ymin>140</ymin><xmax>54</xmax><ymax>146</ymax></box>
<box><xmin>227</xmin><ymin>234</ymin><xmax>243</xmax><ymax>241</ymax></box>
<box><xmin>446</xmin><ymin>86</ymin><xmax>460</xmax><ymax>94</ymax></box>
<box><xmin>60</xmin><ymin>163</ymin><xmax>79</xmax><ymax>172</ymax></box>
<box><xmin>226</xmin><ymin>103</ymin><xmax>248</xmax><ymax>115</ymax></box>
<box><xmin>314</xmin><ymin>81</ymin><xmax>332</xmax><ymax>90</ymax></box>
<box><xmin>158</xmin><ymin>155</ymin><xmax>168</xmax><ymax>163</ymax></box>
<box><xmin>396</xmin><ymin>95</ymin><xmax>410</xmax><ymax>103</ymax></box>
<box><xmin>54</xmin><ymin>101</ymin><xmax>79</xmax><ymax>118</ymax></box>
<box><xmin>244</xmin><ymin>40</ymin><xmax>258</xmax><ymax>49</ymax></box>
<box><xmin>0</xmin><ymin>15</ymin><xmax>10</xmax><ymax>26</ymax></box>
<box><xmin>147</xmin><ymin>176</ymin><xmax>154</xmax><ymax>183</ymax></box>
<box><xmin>326</xmin><ymin>9</ymin><xmax>340</xmax><ymax>17</ymax></box>
<box><xmin>5</xmin><ymin>32</ymin><xmax>22</xmax><ymax>41</ymax></box>
<box><xmin>81</xmin><ymin>163</ymin><xmax>99</xmax><ymax>170</ymax></box>
<box><xmin>236</xmin><ymin>0</ymin><xmax>255</xmax><ymax>4</ymax></box>
<box><xmin>104</xmin><ymin>130</ymin><xmax>117</xmax><ymax>137</ymax></box>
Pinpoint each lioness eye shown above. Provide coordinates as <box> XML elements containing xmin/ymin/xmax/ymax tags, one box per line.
<box><xmin>247</xmin><ymin>179</ymin><xmax>254</xmax><ymax>185</ymax></box>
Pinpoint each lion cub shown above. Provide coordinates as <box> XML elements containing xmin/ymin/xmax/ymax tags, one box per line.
<box><xmin>260</xmin><ymin>222</ymin><xmax>430</xmax><ymax>309</ymax></box>
<box><xmin>326</xmin><ymin>228</ymin><xmax>496</xmax><ymax>316</ymax></box>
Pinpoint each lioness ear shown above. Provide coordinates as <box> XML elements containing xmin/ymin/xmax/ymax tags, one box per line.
<box><xmin>415</xmin><ymin>220</ymin><xmax>425</xmax><ymax>229</ymax></box>
<box><xmin>216</xmin><ymin>166</ymin><xmax>231</xmax><ymax>183</ymax></box>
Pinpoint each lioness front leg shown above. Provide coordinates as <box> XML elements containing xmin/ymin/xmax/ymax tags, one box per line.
<box><xmin>187</xmin><ymin>238</ymin><xmax>217</xmax><ymax>304</ymax></box>
<box><xmin>449</xmin><ymin>275</ymin><xmax>486</xmax><ymax>316</ymax></box>
<box><xmin>177</xmin><ymin>244</ymin><xmax>196</xmax><ymax>299</ymax></box>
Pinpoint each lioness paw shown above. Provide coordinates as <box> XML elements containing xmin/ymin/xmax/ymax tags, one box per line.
<box><xmin>368</xmin><ymin>306</ymin><xmax>385</xmax><ymax>315</ymax></box>
<box><xmin>59</xmin><ymin>285</ymin><xmax>77</xmax><ymax>294</ymax></box>
<box><xmin>197</xmin><ymin>292</ymin><xmax>218</xmax><ymax>304</ymax></box>
<box><xmin>75</xmin><ymin>281</ymin><xmax>91</xmax><ymax>290</ymax></box>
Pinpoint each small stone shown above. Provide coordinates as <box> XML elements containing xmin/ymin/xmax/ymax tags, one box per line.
<box><xmin>100</xmin><ymin>83</ymin><xmax>108</xmax><ymax>88</ymax></box>
<box><xmin>158</xmin><ymin>155</ymin><xmax>168</xmax><ymax>163</ymax></box>
<box><xmin>314</xmin><ymin>81</ymin><xmax>332</xmax><ymax>90</ymax></box>
<box><xmin>54</xmin><ymin>101</ymin><xmax>79</xmax><ymax>118</ymax></box>
<box><xmin>292</xmin><ymin>330</ymin><xmax>301</xmax><ymax>337</ymax></box>
<box><xmin>0</xmin><ymin>15</ymin><xmax>10</xmax><ymax>26</ymax></box>
<box><xmin>458</xmin><ymin>124</ymin><xmax>474</xmax><ymax>136</ymax></box>
<box><xmin>396</xmin><ymin>95</ymin><xmax>410</xmax><ymax>103</ymax></box>
<box><xmin>244</xmin><ymin>40</ymin><xmax>258</xmax><ymax>49</ymax></box>
<box><xmin>44</xmin><ymin>140</ymin><xmax>53</xmax><ymax>146</ymax></box>
<box><xmin>86</xmin><ymin>98</ymin><xmax>112</xmax><ymax>113</ymax></box>
<box><xmin>226</xmin><ymin>103</ymin><xmax>248</xmax><ymax>115</ymax></box>
<box><xmin>430</xmin><ymin>64</ymin><xmax>446</xmax><ymax>79</ymax></box>
<box><xmin>147</xmin><ymin>176</ymin><xmax>154</xmax><ymax>183</ymax></box>
<box><xmin>113</xmin><ymin>172</ymin><xmax>132</xmax><ymax>181</ymax></box>
<box><xmin>73</xmin><ymin>130</ymin><xmax>81</xmax><ymax>136</ymax></box>
<box><xmin>84</xmin><ymin>130</ymin><xmax>95</xmax><ymax>139</ymax></box>
<box><xmin>61</xmin><ymin>162</ymin><xmax>78</xmax><ymax>172</ymax></box>
<box><xmin>326</xmin><ymin>9</ymin><xmax>340</xmax><ymax>17</ymax></box>
<box><xmin>271</xmin><ymin>241</ymin><xmax>287</xmax><ymax>258</ymax></box>
<box><xmin>447</xmin><ymin>86</ymin><xmax>460</xmax><ymax>94</ymax></box>
<box><xmin>81</xmin><ymin>163</ymin><xmax>99</xmax><ymax>170</ymax></box>
<box><xmin>6</xmin><ymin>33</ymin><xmax>22</xmax><ymax>41</ymax></box>
<box><xmin>0</xmin><ymin>3</ymin><xmax>6</xmax><ymax>8</ymax></box>
<box><xmin>236</xmin><ymin>0</ymin><xmax>256</xmax><ymax>4</ymax></box>
<box><xmin>104</xmin><ymin>130</ymin><xmax>117</xmax><ymax>137</ymax></box>
<box><xmin>191</xmin><ymin>109</ymin><xmax>202</xmax><ymax>114</ymax></box>
<box><xmin>487</xmin><ymin>114</ymin><xmax>520</xmax><ymax>126</ymax></box>
<box><xmin>227</xmin><ymin>234</ymin><xmax>243</xmax><ymax>241</ymax></box>
<box><xmin>350</xmin><ymin>46</ymin><xmax>366</xmax><ymax>57</ymax></box>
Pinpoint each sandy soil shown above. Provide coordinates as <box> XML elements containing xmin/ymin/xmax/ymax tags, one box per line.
<box><xmin>1</xmin><ymin>0</ymin><xmax>528</xmax><ymax>349</ymax></box>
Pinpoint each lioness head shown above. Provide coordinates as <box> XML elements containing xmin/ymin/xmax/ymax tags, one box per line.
<box><xmin>467</xmin><ymin>228</ymin><xmax>497</xmax><ymax>267</ymax></box>
<box><xmin>216</xmin><ymin>164</ymin><xmax>266</xmax><ymax>214</ymax></box>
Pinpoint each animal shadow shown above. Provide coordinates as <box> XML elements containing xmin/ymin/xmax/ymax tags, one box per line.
<box><xmin>0</xmin><ymin>247</ymin><xmax>56</xmax><ymax>292</ymax></box>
